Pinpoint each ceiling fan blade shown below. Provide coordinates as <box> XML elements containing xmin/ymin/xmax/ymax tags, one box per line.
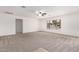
<box><xmin>4</xmin><ymin>11</ymin><xmax>14</xmax><ymax>15</ymax></box>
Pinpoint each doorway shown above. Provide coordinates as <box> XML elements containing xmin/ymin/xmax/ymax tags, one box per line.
<box><xmin>16</xmin><ymin>19</ymin><xmax>23</xmax><ymax>34</ymax></box>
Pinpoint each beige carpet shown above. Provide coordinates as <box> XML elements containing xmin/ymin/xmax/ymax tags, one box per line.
<box><xmin>33</xmin><ymin>48</ymin><xmax>48</xmax><ymax>52</ymax></box>
<box><xmin>0</xmin><ymin>31</ymin><xmax>79</xmax><ymax>52</ymax></box>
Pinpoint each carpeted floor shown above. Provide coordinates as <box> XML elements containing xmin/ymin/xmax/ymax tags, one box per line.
<box><xmin>0</xmin><ymin>31</ymin><xmax>79</xmax><ymax>52</ymax></box>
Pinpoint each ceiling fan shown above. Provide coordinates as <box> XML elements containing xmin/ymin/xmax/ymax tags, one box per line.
<box><xmin>36</xmin><ymin>10</ymin><xmax>47</xmax><ymax>16</ymax></box>
<box><xmin>4</xmin><ymin>11</ymin><xmax>14</xmax><ymax>15</ymax></box>
<box><xmin>21</xmin><ymin>6</ymin><xmax>47</xmax><ymax>16</ymax></box>
<box><xmin>21</xmin><ymin>6</ymin><xmax>26</xmax><ymax>8</ymax></box>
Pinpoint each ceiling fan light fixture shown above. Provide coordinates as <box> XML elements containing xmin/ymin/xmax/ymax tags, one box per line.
<box><xmin>36</xmin><ymin>10</ymin><xmax>47</xmax><ymax>16</ymax></box>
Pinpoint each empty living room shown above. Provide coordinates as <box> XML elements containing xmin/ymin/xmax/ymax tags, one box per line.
<box><xmin>0</xmin><ymin>6</ymin><xmax>79</xmax><ymax>52</ymax></box>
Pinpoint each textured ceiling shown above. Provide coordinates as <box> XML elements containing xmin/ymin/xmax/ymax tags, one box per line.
<box><xmin>0</xmin><ymin>6</ymin><xmax>79</xmax><ymax>18</ymax></box>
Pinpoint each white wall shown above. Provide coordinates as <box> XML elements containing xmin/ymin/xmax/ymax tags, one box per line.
<box><xmin>0</xmin><ymin>13</ymin><xmax>39</xmax><ymax>36</ymax></box>
<box><xmin>23</xmin><ymin>18</ymin><xmax>39</xmax><ymax>33</ymax></box>
<box><xmin>0</xmin><ymin>14</ymin><xmax>16</xmax><ymax>36</ymax></box>
<box><xmin>61</xmin><ymin>12</ymin><xmax>79</xmax><ymax>36</ymax></box>
<box><xmin>39</xmin><ymin>12</ymin><xmax>79</xmax><ymax>36</ymax></box>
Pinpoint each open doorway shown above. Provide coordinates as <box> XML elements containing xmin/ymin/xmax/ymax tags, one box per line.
<box><xmin>16</xmin><ymin>19</ymin><xmax>23</xmax><ymax>34</ymax></box>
